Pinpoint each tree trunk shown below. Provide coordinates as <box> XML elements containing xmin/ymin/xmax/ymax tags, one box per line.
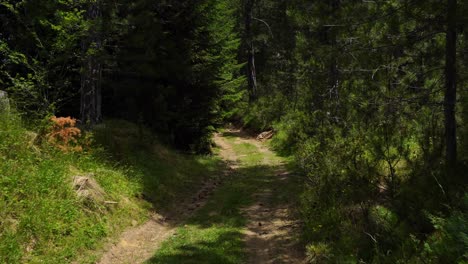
<box><xmin>327</xmin><ymin>0</ymin><xmax>340</xmax><ymax>118</ymax></box>
<box><xmin>245</xmin><ymin>0</ymin><xmax>257</xmax><ymax>101</ymax></box>
<box><xmin>0</xmin><ymin>91</ymin><xmax>10</xmax><ymax>113</ymax></box>
<box><xmin>80</xmin><ymin>0</ymin><xmax>102</xmax><ymax>126</ymax></box>
<box><xmin>444</xmin><ymin>0</ymin><xmax>457</xmax><ymax>167</ymax></box>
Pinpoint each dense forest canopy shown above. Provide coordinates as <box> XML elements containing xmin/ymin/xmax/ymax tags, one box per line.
<box><xmin>1</xmin><ymin>0</ymin><xmax>244</xmax><ymax>152</ymax></box>
<box><xmin>1</xmin><ymin>0</ymin><xmax>467</xmax><ymax>262</ymax></box>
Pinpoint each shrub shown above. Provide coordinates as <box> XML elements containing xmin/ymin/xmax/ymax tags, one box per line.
<box><xmin>46</xmin><ymin>116</ymin><xmax>83</xmax><ymax>152</ymax></box>
<box><xmin>306</xmin><ymin>242</ymin><xmax>333</xmax><ymax>264</ymax></box>
<box><xmin>421</xmin><ymin>196</ymin><xmax>468</xmax><ymax>263</ymax></box>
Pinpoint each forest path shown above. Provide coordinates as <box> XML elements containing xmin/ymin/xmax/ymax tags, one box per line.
<box><xmin>97</xmin><ymin>129</ymin><xmax>304</xmax><ymax>264</ymax></box>
<box><xmin>97</xmin><ymin>213</ymin><xmax>175</xmax><ymax>264</ymax></box>
<box><xmin>97</xmin><ymin>148</ymin><xmax>231</xmax><ymax>264</ymax></box>
<box><xmin>217</xmin><ymin>129</ymin><xmax>305</xmax><ymax>264</ymax></box>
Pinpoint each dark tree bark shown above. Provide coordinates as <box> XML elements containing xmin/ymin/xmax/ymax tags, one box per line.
<box><xmin>444</xmin><ymin>0</ymin><xmax>457</xmax><ymax>167</ymax></box>
<box><xmin>80</xmin><ymin>0</ymin><xmax>102</xmax><ymax>126</ymax></box>
<box><xmin>245</xmin><ymin>0</ymin><xmax>257</xmax><ymax>101</ymax></box>
<box><xmin>326</xmin><ymin>0</ymin><xmax>340</xmax><ymax>118</ymax></box>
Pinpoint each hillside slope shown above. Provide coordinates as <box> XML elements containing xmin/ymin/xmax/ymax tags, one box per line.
<box><xmin>0</xmin><ymin>113</ymin><xmax>222</xmax><ymax>264</ymax></box>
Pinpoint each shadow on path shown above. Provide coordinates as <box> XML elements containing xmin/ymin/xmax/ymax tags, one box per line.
<box><xmin>146</xmin><ymin>130</ymin><xmax>305</xmax><ymax>264</ymax></box>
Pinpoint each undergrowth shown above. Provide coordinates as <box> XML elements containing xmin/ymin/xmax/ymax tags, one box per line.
<box><xmin>238</xmin><ymin>101</ymin><xmax>467</xmax><ymax>263</ymax></box>
<box><xmin>294</xmin><ymin>126</ymin><xmax>467</xmax><ymax>263</ymax></box>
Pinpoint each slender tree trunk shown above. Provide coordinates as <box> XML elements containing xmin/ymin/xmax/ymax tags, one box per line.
<box><xmin>327</xmin><ymin>0</ymin><xmax>340</xmax><ymax>118</ymax></box>
<box><xmin>80</xmin><ymin>0</ymin><xmax>102</xmax><ymax>126</ymax></box>
<box><xmin>444</xmin><ymin>0</ymin><xmax>457</xmax><ymax>167</ymax></box>
<box><xmin>245</xmin><ymin>0</ymin><xmax>257</xmax><ymax>101</ymax></box>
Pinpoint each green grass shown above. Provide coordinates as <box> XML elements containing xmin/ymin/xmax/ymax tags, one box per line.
<box><xmin>147</xmin><ymin>131</ymin><xmax>299</xmax><ymax>264</ymax></box>
<box><xmin>0</xmin><ymin>113</ymin><xmax>222</xmax><ymax>263</ymax></box>
<box><xmin>93</xmin><ymin>120</ymin><xmax>223</xmax><ymax>213</ymax></box>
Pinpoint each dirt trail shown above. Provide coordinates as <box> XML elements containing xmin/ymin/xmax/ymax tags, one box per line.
<box><xmin>98</xmin><ymin>144</ymin><xmax>230</xmax><ymax>264</ymax></box>
<box><xmin>242</xmin><ymin>171</ymin><xmax>304</xmax><ymax>264</ymax></box>
<box><xmin>97</xmin><ymin>129</ymin><xmax>303</xmax><ymax>264</ymax></box>
<box><xmin>216</xmin><ymin>129</ymin><xmax>305</xmax><ymax>264</ymax></box>
<box><xmin>98</xmin><ymin>213</ymin><xmax>174</xmax><ymax>264</ymax></box>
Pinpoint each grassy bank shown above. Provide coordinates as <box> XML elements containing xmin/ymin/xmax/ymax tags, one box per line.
<box><xmin>0</xmin><ymin>112</ymin><xmax>221</xmax><ymax>263</ymax></box>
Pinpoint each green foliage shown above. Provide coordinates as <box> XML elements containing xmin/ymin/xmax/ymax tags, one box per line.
<box><xmin>423</xmin><ymin>207</ymin><xmax>468</xmax><ymax>263</ymax></box>
<box><xmin>0</xmin><ymin>0</ymin><xmax>244</xmax><ymax>152</ymax></box>
<box><xmin>0</xmin><ymin>0</ymin><xmax>85</xmax><ymax>119</ymax></box>
<box><xmin>101</xmin><ymin>0</ymin><xmax>244</xmax><ymax>153</ymax></box>
<box><xmin>1</xmin><ymin>0</ymin><xmax>468</xmax><ymax>262</ymax></box>
<box><xmin>306</xmin><ymin>242</ymin><xmax>333</xmax><ymax>264</ymax></box>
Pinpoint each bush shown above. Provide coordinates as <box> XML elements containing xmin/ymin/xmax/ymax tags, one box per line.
<box><xmin>306</xmin><ymin>243</ymin><xmax>333</xmax><ymax>264</ymax></box>
<box><xmin>239</xmin><ymin>92</ymin><xmax>289</xmax><ymax>131</ymax></box>
<box><xmin>46</xmin><ymin>116</ymin><xmax>83</xmax><ymax>152</ymax></box>
<box><xmin>421</xmin><ymin>196</ymin><xmax>468</xmax><ymax>263</ymax></box>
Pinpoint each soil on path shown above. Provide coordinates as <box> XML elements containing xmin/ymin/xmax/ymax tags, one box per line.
<box><xmin>97</xmin><ymin>146</ymin><xmax>230</xmax><ymax>264</ymax></box>
<box><xmin>216</xmin><ymin>129</ymin><xmax>305</xmax><ymax>264</ymax></box>
<box><xmin>242</xmin><ymin>171</ymin><xmax>304</xmax><ymax>264</ymax></box>
<box><xmin>98</xmin><ymin>213</ymin><xmax>174</xmax><ymax>264</ymax></box>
